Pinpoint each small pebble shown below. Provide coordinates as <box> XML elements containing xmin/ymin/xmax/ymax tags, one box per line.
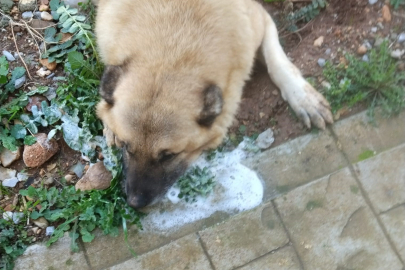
<box><xmin>41</xmin><ymin>11</ymin><xmax>53</xmax><ymax>21</ymax></box>
<box><xmin>398</xmin><ymin>33</ymin><xmax>405</xmax><ymax>43</ymax></box>
<box><xmin>362</xmin><ymin>55</ymin><xmax>369</xmax><ymax>62</ymax></box>
<box><xmin>314</xmin><ymin>36</ymin><xmax>324</xmax><ymax>47</ymax></box>
<box><xmin>369</xmin><ymin>0</ymin><xmax>378</xmax><ymax>4</ymax></box>
<box><xmin>325</xmin><ymin>48</ymin><xmax>331</xmax><ymax>55</ymax></box>
<box><xmin>13</xmin><ymin>212</ymin><xmax>24</xmax><ymax>224</ymax></box>
<box><xmin>22</xmin><ymin>11</ymin><xmax>33</xmax><ymax>20</ymax></box>
<box><xmin>358</xmin><ymin>45</ymin><xmax>368</xmax><ymax>55</ymax></box>
<box><xmin>371</xmin><ymin>27</ymin><xmax>378</xmax><ymax>33</ymax></box>
<box><xmin>317</xmin><ymin>58</ymin><xmax>326</xmax><ymax>67</ymax></box>
<box><xmin>377</xmin><ymin>22</ymin><xmax>384</xmax><ymax>30</ymax></box>
<box><xmin>391</xmin><ymin>49</ymin><xmax>404</xmax><ymax>59</ymax></box>
<box><xmin>374</xmin><ymin>37</ymin><xmax>386</xmax><ymax>47</ymax></box>
<box><xmin>33</xmin><ymin>11</ymin><xmax>41</xmax><ymax>19</ymax></box>
<box><xmin>14</xmin><ymin>75</ymin><xmax>26</xmax><ymax>89</ymax></box>
<box><xmin>46</xmin><ymin>73</ymin><xmax>55</xmax><ymax>79</ymax></box>
<box><xmin>45</xmin><ymin>226</ymin><xmax>55</xmax><ymax>236</ymax></box>
<box><xmin>3</xmin><ymin>212</ymin><xmax>13</xmax><ymax>221</ymax></box>
<box><xmin>2</xmin><ymin>177</ymin><xmax>19</xmax><ymax>187</ymax></box>
<box><xmin>2</xmin><ymin>51</ymin><xmax>15</xmax><ymax>61</ymax></box>
<box><xmin>363</xmin><ymin>41</ymin><xmax>372</xmax><ymax>50</ymax></box>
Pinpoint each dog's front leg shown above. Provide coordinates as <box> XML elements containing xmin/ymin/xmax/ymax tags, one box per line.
<box><xmin>260</xmin><ymin>14</ymin><xmax>333</xmax><ymax>129</ymax></box>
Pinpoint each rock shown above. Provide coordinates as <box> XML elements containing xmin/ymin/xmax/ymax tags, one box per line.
<box><xmin>314</xmin><ymin>36</ymin><xmax>324</xmax><ymax>47</ymax></box>
<box><xmin>13</xmin><ymin>212</ymin><xmax>24</xmax><ymax>224</ymax></box>
<box><xmin>40</xmin><ymin>11</ymin><xmax>53</xmax><ymax>21</ymax></box>
<box><xmin>75</xmin><ymin>162</ymin><xmax>113</xmax><ymax>191</ymax></box>
<box><xmin>325</xmin><ymin>48</ymin><xmax>331</xmax><ymax>55</ymax></box>
<box><xmin>36</xmin><ymin>67</ymin><xmax>51</xmax><ymax>77</ymax></box>
<box><xmin>43</xmin><ymin>176</ymin><xmax>54</xmax><ymax>185</ymax></box>
<box><xmin>17</xmin><ymin>172</ymin><xmax>28</xmax><ymax>181</ymax></box>
<box><xmin>377</xmin><ymin>22</ymin><xmax>384</xmax><ymax>30</ymax></box>
<box><xmin>30</xmin><ymin>19</ymin><xmax>54</xmax><ymax>30</ymax></box>
<box><xmin>391</xmin><ymin>49</ymin><xmax>404</xmax><ymax>59</ymax></box>
<box><xmin>2</xmin><ymin>177</ymin><xmax>19</xmax><ymax>187</ymax></box>
<box><xmin>357</xmin><ymin>45</ymin><xmax>368</xmax><ymax>55</ymax></box>
<box><xmin>368</xmin><ymin>0</ymin><xmax>378</xmax><ymax>4</ymax></box>
<box><xmin>363</xmin><ymin>40</ymin><xmax>372</xmax><ymax>49</ymax></box>
<box><xmin>46</xmin><ymin>73</ymin><xmax>55</xmax><ymax>79</ymax></box>
<box><xmin>255</xmin><ymin>128</ymin><xmax>275</xmax><ymax>149</ymax></box>
<box><xmin>70</xmin><ymin>162</ymin><xmax>85</xmax><ymax>178</ymax></box>
<box><xmin>45</xmin><ymin>226</ymin><xmax>54</xmax><ymax>236</ymax></box>
<box><xmin>64</xmin><ymin>174</ymin><xmax>75</xmax><ymax>183</ymax></box>
<box><xmin>64</xmin><ymin>0</ymin><xmax>83</xmax><ymax>7</ymax></box>
<box><xmin>26</xmin><ymin>95</ymin><xmax>48</xmax><ymax>112</ymax></box>
<box><xmin>374</xmin><ymin>37</ymin><xmax>386</xmax><ymax>47</ymax></box>
<box><xmin>14</xmin><ymin>75</ymin><xmax>26</xmax><ymax>89</ymax></box>
<box><xmin>398</xmin><ymin>33</ymin><xmax>405</xmax><ymax>43</ymax></box>
<box><xmin>382</xmin><ymin>5</ymin><xmax>391</xmax><ymax>22</ymax></box>
<box><xmin>362</xmin><ymin>55</ymin><xmax>369</xmax><ymax>62</ymax></box>
<box><xmin>39</xmin><ymin>4</ymin><xmax>48</xmax><ymax>11</ymax></box>
<box><xmin>33</xmin><ymin>11</ymin><xmax>41</xmax><ymax>19</ymax></box>
<box><xmin>23</xmin><ymin>133</ymin><xmax>59</xmax><ymax>167</ymax></box>
<box><xmin>0</xmin><ymin>147</ymin><xmax>21</xmax><ymax>167</ymax></box>
<box><xmin>22</xmin><ymin>11</ymin><xmax>33</xmax><ymax>20</ymax></box>
<box><xmin>32</xmin><ymin>217</ymin><xmax>48</xmax><ymax>229</ymax></box>
<box><xmin>317</xmin><ymin>58</ymin><xmax>326</xmax><ymax>67</ymax></box>
<box><xmin>2</xmin><ymin>50</ymin><xmax>15</xmax><ymax>61</ymax></box>
<box><xmin>0</xmin><ymin>166</ymin><xmax>16</xmax><ymax>181</ymax></box>
<box><xmin>44</xmin><ymin>87</ymin><xmax>57</xmax><ymax>101</ymax></box>
<box><xmin>19</xmin><ymin>0</ymin><xmax>37</xmax><ymax>12</ymax></box>
<box><xmin>0</xmin><ymin>0</ymin><xmax>14</xmax><ymax>13</ymax></box>
<box><xmin>371</xmin><ymin>27</ymin><xmax>377</xmax><ymax>33</ymax></box>
<box><xmin>39</xmin><ymin>58</ymin><xmax>57</xmax><ymax>71</ymax></box>
<box><xmin>3</xmin><ymin>211</ymin><xmax>13</xmax><ymax>221</ymax></box>
<box><xmin>40</xmin><ymin>0</ymin><xmax>49</xmax><ymax>4</ymax></box>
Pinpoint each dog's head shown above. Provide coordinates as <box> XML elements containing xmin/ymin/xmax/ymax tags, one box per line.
<box><xmin>97</xmin><ymin>65</ymin><xmax>225</xmax><ymax>209</ymax></box>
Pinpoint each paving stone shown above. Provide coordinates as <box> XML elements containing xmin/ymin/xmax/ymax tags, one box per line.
<box><xmin>199</xmin><ymin>202</ymin><xmax>288</xmax><ymax>270</ymax></box>
<box><xmin>237</xmin><ymin>246</ymin><xmax>301</xmax><ymax>270</ymax></box>
<box><xmin>381</xmin><ymin>205</ymin><xmax>405</xmax><ymax>261</ymax></box>
<box><xmin>332</xmin><ymin>110</ymin><xmax>405</xmax><ymax>163</ymax></box>
<box><xmin>14</xmin><ymin>234</ymin><xmax>89</xmax><ymax>270</ymax></box>
<box><xmin>84</xmin><ymin>211</ymin><xmax>231</xmax><ymax>269</ymax></box>
<box><xmin>244</xmin><ymin>129</ymin><xmax>346</xmax><ymax>201</ymax></box>
<box><xmin>275</xmin><ymin>168</ymin><xmax>403</xmax><ymax>270</ymax></box>
<box><xmin>355</xmin><ymin>144</ymin><xmax>405</xmax><ymax>213</ymax></box>
<box><xmin>106</xmin><ymin>234</ymin><xmax>211</xmax><ymax>270</ymax></box>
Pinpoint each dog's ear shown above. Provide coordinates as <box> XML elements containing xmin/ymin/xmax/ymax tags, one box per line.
<box><xmin>99</xmin><ymin>65</ymin><xmax>123</xmax><ymax>105</ymax></box>
<box><xmin>197</xmin><ymin>85</ymin><xmax>223</xmax><ymax>127</ymax></box>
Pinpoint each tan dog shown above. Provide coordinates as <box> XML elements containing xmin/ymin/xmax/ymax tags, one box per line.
<box><xmin>95</xmin><ymin>0</ymin><xmax>333</xmax><ymax>208</ymax></box>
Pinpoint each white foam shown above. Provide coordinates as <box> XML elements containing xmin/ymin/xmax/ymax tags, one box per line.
<box><xmin>141</xmin><ymin>140</ymin><xmax>264</xmax><ymax>232</ymax></box>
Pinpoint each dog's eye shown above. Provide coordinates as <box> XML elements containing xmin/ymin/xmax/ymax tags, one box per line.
<box><xmin>159</xmin><ymin>152</ymin><xmax>178</xmax><ymax>163</ymax></box>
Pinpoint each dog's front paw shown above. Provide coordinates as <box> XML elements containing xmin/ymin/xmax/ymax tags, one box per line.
<box><xmin>286</xmin><ymin>83</ymin><xmax>333</xmax><ymax>130</ymax></box>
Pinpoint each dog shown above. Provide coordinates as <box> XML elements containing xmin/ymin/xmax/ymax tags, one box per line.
<box><xmin>95</xmin><ymin>0</ymin><xmax>333</xmax><ymax>209</ymax></box>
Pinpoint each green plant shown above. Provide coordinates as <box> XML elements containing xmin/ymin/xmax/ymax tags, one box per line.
<box><xmin>0</xmin><ymin>55</ymin><xmax>9</xmax><ymax>84</ymax></box>
<box><xmin>0</xmin><ymin>66</ymin><xmax>26</xmax><ymax>103</ymax></box>
<box><xmin>391</xmin><ymin>0</ymin><xmax>405</xmax><ymax>9</ymax></box>
<box><xmin>284</xmin><ymin>0</ymin><xmax>328</xmax><ymax>32</ymax></box>
<box><xmin>176</xmin><ymin>167</ymin><xmax>216</xmax><ymax>202</ymax></box>
<box><xmin>323</xmin><ymin>41</ymin><xmax>405</xmax><ymax>118</ymax></box>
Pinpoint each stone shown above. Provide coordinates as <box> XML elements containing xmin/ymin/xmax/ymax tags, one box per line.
<box><xmin>36</xmin><ymin>67</ymin><xmax>51</xmax><ymax>77</ymax></box>
<box><xmin>33</xmin><ymin>11</ymin><xmax>41</xmax><ymax>19</ymax></box>
<box><xmin>244</xmin><ymin>130</ymin><xmax>346</xmax><ymax>201</ymax></box>
<box><xmin>354</xmin><ymin>144</ymin><xmax>405</xmax><ymax>214</ymax></box>
<box><xmin>2</xmin><ymin>177</ymin><xmax>19</xmax><ymax>187</ymax></box>
<box><xmin>40</xmin><ymin>11</ymin><xmax>53</xmax><ymax>21</ymax></box>
<box><xmin>30</xmin><ymin>19</ymin><xmax>54</xmax><ymax>30</ymax></box>
<box><xmin>3</xmin><ymin>211</ymin><xmax>13</xmax><ymax>221</ymax></box>
<box><xmin>0</xmin><ymin>147</ymin><xmax>21</xmax><ymax>167</ymax></box>
<box><xmin>382</xmin><ymin>5</ymin><xmax>391</xmax><ymax>22</ymax></box>
<box><xmin>238</xmin><ymin>246</ymin><xmax>301</xmax><ymax>270</ymax></box>
<box><xmin>13</xmin><ymin>212</ymin><xmax>24</xmax><ymax>224</ymax></box>
<box><xmin>317</xmin><ymin>58</ymin><xmax>326</xmax><ymax>67</ymax></box>
<box><xmin>45</xmin><ymin>226</ymin><xmax>54</xmax><ymax>236</ymax></box>
<box><xmin>362</xmin><ymin>54</ymin><xmax>369</xmax><ymax>62</ymax></box>
<box><xmin>2</xmin><ymin>50</ymin><xmax>15</xmax><ymax>61</ymax></box>
<box><xmin>108</xmin><ymin>234</ymin><xmax>211</xmax><ymax>270</ymax></box>
<box><xmin>70</xmin><ymin>162</ymin><xmax>85</xmax><ymax>178</ymax></box>
<box><xmin>14</xmin><ymin>75</ymin><xmax>26</xmax><ymax>89</ymax></box>
<box><xmin>313</xmin><ymin>36</ymin><xmax>324</xmax><ymax>47</ymax></box>
<box><xmin>391</xmin><ymin>49</ymin><xmax>404</xmax><ymax>59</ymax></box>
<box><xmin>64</xmin><ymin>174</ymin><xmax>75</xmax><ymax>183</ymax></box>
<box><xmin>398</xmin><ymin>33</ymin><xmax>405</xmax><ymax>43</ymax></box>
<box><xmin>199</xmin><ymin>203</ymin><xmax>288</xmax><ymax>270</ymax></box>
<box><xmin>26</xmin><ymin>95</ymin><xmax>48</xmax><ymax>112</ymax></box>
<box><xmin>17</xmin><ymin>172</ymin><xmax>28</xmax><ymax>181</ymax></box>
<box><xmin>21</xmin><ymin>11</ymin><xmax>33</xmax><ymax>19</ymax></box>
<box><xmin>19</xmin><ymin>0</ymin><xmax>36</xmax><ymax>12</ymax></box>
<box><xmin>332</xmin><ymin>110</ymin><xmax>405</xmax><ymax>163</ymax></box>
<box><xmin>39</xmin><ymin>58</ymin><xmax>57</xmax><ymax>71</ymax></box>
<box><xmin>357</xmin><ymin>45</ymin><xmax>368</xmax><ymax>55</ymax></box>
<box><xmin>44</xmin><ymin>87</ymin><xmax>57</xmax><ymax>101</ymax></box>
<box><xmin>371</xmin><ymin>27</ymin><xmax>377</xmax><ymax>33</ymax></box>
<box><xmin>0</xmin><ymin>0</ymin><xmax>13</xmax><ymax>13</ymax></box>
<box><xmin>380</xmin><ymin>206</ymin><xmax>405</xmax><ymax>261</ymax></box>
<box><xmin>14</xmin><ymin>233</ymin><xmax>89</xmax><ymax>270</ymax></box>
<box><xmin>374</xmin><ymin>37</ymin><xmax>386</xmax><ymax>47</ymax></box>
<box><xmin>40</xmin><ymin>0</ymin><xmax>49</xmax><ymax>4</ymax></box>
<box><xmin>75</xmin><ymin>162</ymin><xmax>112</xmax><ymax>191</ymax></box>
<box><xmin>368</xmin><ymin>0</ymin><xmax>378</xmax><ymax>4</ymax></box>
<box><xmin>32</xmin><ymin>217</ymin><xmax>48</xmax><ymax>229</ymax></box>
<box><xmin>255</xmin><ymin>128</ymin><xmax>274</xmax><ymax>149</ymax></box>
<box><xmin>64</xmin><ymin>0</ymin><xmax>83</xmax><ymax>7</ymax></box>
<box><xmin>39</xmin><ymin>59</ymin><xmax>57</xmax><ymax>71</ymax></box>
<box><xmin>325</xmin><ymin>48</ymin><xmax>331</xmax><ymax>55</ymax></box>
<box><xmin>275</xmin><ymin>168</ymin><xmax>403</xmax><ymax>270</ymax></box>
<box><xmin>39</xmin><ymin>4</ymin><xmax>48</xmax><ymax>11</ymax></box>
<box><xmin>0</xmin><ymin>166</ymin><xmax>16</xmax><ymax>181</ymax></box>
<box><xmin>23</xmin><ymin>133</ymin><xmax>59</xmax><ymax>167</ymax></box>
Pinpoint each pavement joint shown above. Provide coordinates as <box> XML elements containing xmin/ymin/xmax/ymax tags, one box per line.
<box><xmin>196</xmin><ymin>232</ymin><xmax>217</xmax><ymax>270</ymax></box>
<box><xmin>78</xmin><ymin>237</ymin><xmax>93</xmax><ymax>269</ymax></box>
<box><xmin>329</xmin><ymin>127</ymin><xmax>405</xmax><ymax>266</ymax></box>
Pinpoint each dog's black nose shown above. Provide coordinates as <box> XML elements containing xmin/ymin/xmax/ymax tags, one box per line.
<box><xmin>127</xmin><ymin>195</ymin><xmax>148</xmax><ymax>209</ymax></box>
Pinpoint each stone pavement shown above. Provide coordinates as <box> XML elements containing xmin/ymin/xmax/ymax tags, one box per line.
<box><xmin>14</xmin><ymin>110</ymin><xmax>405</xmax><ymax>270</ymax></box>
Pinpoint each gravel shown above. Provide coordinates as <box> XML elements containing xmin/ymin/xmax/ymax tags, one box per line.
<box><xmin>14</xmin><ymin>75</ymin><xmax>26</xmax><ymax>89</ymax></box>
<box><xmin>22</xmin><ymin>11</ymin><xmax>34</xmax><ymax>20</ymax></box>
<box><xmin>2</xmin><ymin>50</ymin><xmax>15</xmax><ymax>61</ymax></box>
<box><xmin>317</xmin><ymin>58</ymin><xmax>326</xmax><ymax>67</ymax></box>
<box><xmin>398</xmin><ymin>33</ymin><xmax>405</xmax><ymax>43</ymax></box>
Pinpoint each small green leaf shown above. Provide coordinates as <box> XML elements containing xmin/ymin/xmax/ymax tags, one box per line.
<box><xmin>67</xmin><ymin>51</ymin><xmax>84</xmax><ymax>70</ymax></box>
<box><xmin>24</xmin><ymin>135</ymin><xmax>37</xmax><ymax>145</ymax></box>
<box><xmin>10</xmin><ymin>124</ymin><xmax>27</xmax><ymax>139</ymax></box>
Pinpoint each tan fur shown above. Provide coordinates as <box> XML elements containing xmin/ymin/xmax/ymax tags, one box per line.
<box><xmin>95</xmin><ymin>0</ymin><xmax>333</xmax><ymax>207</ymax></box>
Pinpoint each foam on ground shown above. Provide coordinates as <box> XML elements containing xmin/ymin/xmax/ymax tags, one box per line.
<box><xmin>141</xmin><ymin>140</ymin><xmax>264</xmax><ymax>232</ymax></box>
